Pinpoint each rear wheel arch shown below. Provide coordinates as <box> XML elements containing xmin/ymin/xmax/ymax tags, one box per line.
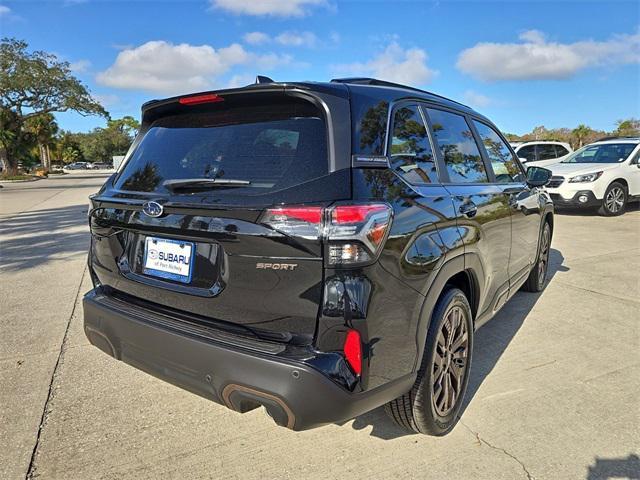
<box><xmin>413</xmin><ymin>255</ymin><xmax>481</xmax><ymax>371</ymax></box>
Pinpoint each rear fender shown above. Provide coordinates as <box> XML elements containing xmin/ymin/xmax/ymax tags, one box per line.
<box><xmin>412</xmin><ymin>253</ymin><xmax>483</xmax><ymax>370</ymax></box>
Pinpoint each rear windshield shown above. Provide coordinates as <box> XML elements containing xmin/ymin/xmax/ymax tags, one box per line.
<box><xmin>114</xmin><ymin>100</ymin><xmax>328</xmax><ymax>195</ymax></box>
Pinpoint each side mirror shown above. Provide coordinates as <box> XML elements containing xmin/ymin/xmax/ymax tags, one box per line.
<box><xmin>526</xmin><ymin>166</ymin><xmax>552</xmax><ymax>187</ymax></box>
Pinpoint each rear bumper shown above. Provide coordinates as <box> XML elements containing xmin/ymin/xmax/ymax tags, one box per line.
<box><xmin>83</xmin><ymin>289</ymin><xmax>415</xmax><ymax>430</ymax></box>
<box><xmin>548</xmin><ymin>190</ymin><xmax>600</xmax><ymax>208</ymax></box>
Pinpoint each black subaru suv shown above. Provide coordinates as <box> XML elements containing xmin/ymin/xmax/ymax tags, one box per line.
<box><xmin>84</xmin><ymin>77</ymin><xmax>553</xmax><ymax>435</ymax></box>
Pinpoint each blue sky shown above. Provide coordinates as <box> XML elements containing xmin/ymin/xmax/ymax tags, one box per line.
<box><xmin>1</xmin><ymin>0</ymin><xmax>639</xmax><ymax>135</ymax></box>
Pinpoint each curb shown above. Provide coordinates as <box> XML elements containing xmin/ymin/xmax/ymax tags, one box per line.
<box><xmin>0</xmin><ymin>176</ymin><xmax>43</xmax><ymax>184</ymax></box>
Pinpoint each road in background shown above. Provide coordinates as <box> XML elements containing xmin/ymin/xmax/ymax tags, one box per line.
<box><xmin>0</xmin><ymin>173</ymin><xmax>110</xmax><ymax>480</ymax></box>
<box><xmin>1</xmin><ymin>173</ymin><xmax>638</xmax><ymax>479</ymax></box>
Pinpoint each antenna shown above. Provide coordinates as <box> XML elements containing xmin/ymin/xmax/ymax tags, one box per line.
<box><xmin>255</xmin><ymin>75</ymin><xmax>274</xmax><ymax>84</ymax></box>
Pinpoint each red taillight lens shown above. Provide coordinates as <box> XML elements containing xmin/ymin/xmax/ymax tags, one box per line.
<box><xmin>268</xmin><ymin>206</ymin><xmax>323</xmax><ymax>224</ymax></box>
<box><xmin>331</xmin><ymin>205</ymin><xmax>387</xmax><ymax>224</ymax></box>
<box><xmin>343</xmin><ymin>329</ymin><xmax>362</xmax><ymax>375</ymax></box>
<box><xmin>260</xmin><ymin>206</ymin><xmax>323</xmax><ymax>239</ymax></box>
<box><xmin>178</xmin><ymin>93</ymin><xmax>224</xmax><ymax>105</ymax></box>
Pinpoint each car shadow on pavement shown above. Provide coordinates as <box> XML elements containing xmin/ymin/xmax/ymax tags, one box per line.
<box><xmin>0</xmin><ymin>204</ymin><xmax>90</xmax><ymax>271</ymax></box>
<box><xmin>339</xmin><ymin>248</ymin><xmax>567</xmax><ymax>440</ymax></box>
<box><xmin>586</xmin><ymin>454</ymin><xmax>640</xmax><ymax>480</ymax></box>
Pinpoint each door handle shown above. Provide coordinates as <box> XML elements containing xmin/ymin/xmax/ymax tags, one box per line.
<box><xmin>459</xmin><ymin>202</ymin><xmax>478</xmax><ymax>218</ymax></box>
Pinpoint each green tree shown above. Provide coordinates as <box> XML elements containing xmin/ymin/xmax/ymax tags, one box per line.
<box><xmin>55</xmin><ymin>131</ymin><xmax>84</xmax><ymax>164</ymax></box>
<box><xmin>77</xmin><ymin>116</ymin><xmax>140</xmax><ymax>162</ymax></box>
<box><xmin>572</xmin><ymin>124</ymin><xmax>592</xmax><ymax>148</ymax></box>
<box><xmin>531</xmin><ymin>125</ymin><xmax>548</xmax><ymax>140</ymax></box>
<box><xmin>0</xmin><ymin>38</ymin><xmax>107</xmax><ymax>173</ymax></box>
<box><xmin>615</xmin><ymin>118</ymin><xmax>640</xmax><ymax>137</ymax></box>
<box><xmin>61</xmin><ymin>146</ymin><xmax>81</xmax><ymax>163</ymax></box>
<box><xmin>24</xmin><ymin>113</ymin><xmax>58</xmax><ymax>169</ymax></box>
<box><xmin>503</xmin><ymin>132</ymin><xmax>521</xmax><ymax>142</ymax></box>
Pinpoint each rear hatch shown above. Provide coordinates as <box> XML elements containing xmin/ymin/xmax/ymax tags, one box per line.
<box><xmin>89</xmin><ymin>87</ymin><xmax>351</xmax><ymax>344</ymax></box>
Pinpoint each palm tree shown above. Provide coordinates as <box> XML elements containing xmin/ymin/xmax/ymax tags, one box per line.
<box><xmin>572</xmin><ymin>124</ymin><xmax>592</xmax><ymax>149</ymax></box>
<box><xmin>24</xmin><ymin>113</ymin><xmax>59</xmax><ymax>170</ymax></box>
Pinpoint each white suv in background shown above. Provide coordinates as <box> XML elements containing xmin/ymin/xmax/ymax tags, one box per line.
<box><xmin>544</xmin><ymin>138</ymin><xmax>640</xmax><ymax>216</ymax></box>
<box><xmin>514</xmin><ymin>141</ymin><xmax>573</xmax><ymax>167</ymax></box>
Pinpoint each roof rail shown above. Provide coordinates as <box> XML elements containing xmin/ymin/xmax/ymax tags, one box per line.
<box><xmin>330</xmin><ymin>77</ymin><xmax>470</xmax><ymax>109</ymax></box>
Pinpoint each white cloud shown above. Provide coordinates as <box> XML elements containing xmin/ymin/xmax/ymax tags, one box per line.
<box><xmin>93</xmin><ymin>93</ymin><xmax>121</xmax><ymax>107</ymax></box>
<box><xmin>69</xmin><ymin>59</ymin><xmax>91</xmax><ymax>73</ymax></box>
<box><xmin>463</xmin><ymin>90</ymin><xmax>492</xmax><ymax>108</ymax></box>
<box><xmin>0</xmin><ymin>5</ymin><xmax>10</xmax><ymax>16</ymax></box>
<box><xmin>275</xmin><ymin>31</ymin><xmax>317</xmax><ymax>47</ymax></box>
<box><xmin>226</xmin><ymin>74</ymin><xmax>255</xmax><ymax>88</ymax></box>
<box><xmin>255</xmin><ymin>52</ymin><xmax>293</xmax><ymax>70</ymax></box>
<box><xmin>96</xmin><ymin>40</ymin><xmax>290</xmax><ymax>95</ymax></box>
<box><xmin>210</xmin><ymin>0</ymin><xmax>327</xmax><ymax>17</ymax></box>
<box><xmin>242</xmin><ymin>30</ymin><xmax>318</xmax><ymax>48</ymax></box>
<box><xmin>332</xmin><ymin>42</ymin><xmax>437</xmax><ymax>86</ymax></box>
<box><xmin>243</xmin><ymin>31</ymin><xmax>270</xmax><ymax>45</ymax></box>
<box><xmin>457</xmin><ymin>30</ymin><xmax>640</xmax><ymax>81</ymax></box>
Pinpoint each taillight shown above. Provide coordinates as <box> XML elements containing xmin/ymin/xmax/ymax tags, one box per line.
<box><xmin>260</xmin><ymin>203</ymin><xmax>392</xmax><ymax>266</ymax></box>
<box><xmin>343</xmin><ymin>329</ymin><xmax>362</xmax><ymax>375</ymax></box>
<box><xmin>325</xmin><ymin>204</ymin><xmax>391</xmax><ymax>265</ymax></box>
<box><xmin>178</xmin><ymin>93</ymin><xmax>224</xmax><ymax>105</ymax></box>
<box><xmin>260</xmin><ymin>206</ymin><xmax>323</xmax><ymax>240</ymax></box>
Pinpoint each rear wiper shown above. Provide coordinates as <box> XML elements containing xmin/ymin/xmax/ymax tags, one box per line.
<box><xmin>163</xmin><ymin>178</ymin><xmax>251</xmax><ymax>191</ymax></box>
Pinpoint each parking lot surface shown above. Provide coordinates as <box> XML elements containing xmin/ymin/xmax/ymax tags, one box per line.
<box><xmin>1</xmin><ymin>173</ymin><xmax>638</xmax><ymax>480</ymax></box>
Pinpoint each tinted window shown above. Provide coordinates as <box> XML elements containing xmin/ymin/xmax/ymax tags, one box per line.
<box><xmin>537</xmin><ymin>144</ymin><xmax>558</xmax><ymax>160</ymax></box>
<box><xmin>388</xmin><ymin>105</ymin><xmax>438</xmax><ymax>184</ymax></box>
<box><xmin>555</xmin><ymin>145</ymin><xmax>570</xmax><ymax>157</ymax></box>
<box><xmin>426</xmin><ymin>108</ymin><xmax>488</xmax><ymax>183</ymax></box>
<box><xmin>473</xmin><ymin>121</ymin><xmax>522</xmax><ymax>183</ymax></box>
<box><xmin>517</xmin><ymin>145</ymin><xmax>535</xmax><ymax>162</ymax></box>
<box><xmin>355</xmin><ymin>100</ymin><xmax>389</xmax><ymax>155</ymax></box>
<box><xmin>115</xmin><ymin>101</ymin><xmax>327</xmax><ymax>195</ymax></box>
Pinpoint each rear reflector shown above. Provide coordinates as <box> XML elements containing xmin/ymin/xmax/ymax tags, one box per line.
<box><xmin>178</xmin><ymin>94</ymin><xmax>224</xmax><ymax>105</ymax></box>
<box><xmin>343</xmin><ymin>329</ymin><xmax>362</xmax><ymax>375</ymax></box>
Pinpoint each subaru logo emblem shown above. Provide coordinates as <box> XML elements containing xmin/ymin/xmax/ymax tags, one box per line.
<box><xmin>142</xmin><ymin>201</ymin><xmax>163</xmax><ymax>218</ymax></box>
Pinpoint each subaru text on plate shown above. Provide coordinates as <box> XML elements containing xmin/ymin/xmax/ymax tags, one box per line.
<box><xmin>85</xmin><ymin>77</ymin><xmax>554</xmax><ymax>435</ymax></box>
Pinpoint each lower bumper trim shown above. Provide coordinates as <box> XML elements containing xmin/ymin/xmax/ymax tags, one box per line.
<box><xmin>549</xmin><ymin>190</ymin><xmax>600</xmax><ymax>208</ymax></box>
<box><xmin>83</xmin><ymin>289</ymin><xmax>415</xmax><ymax>430</ymax></box>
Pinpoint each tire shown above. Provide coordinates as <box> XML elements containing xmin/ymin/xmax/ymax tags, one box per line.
<box><xmin>522</xmin><ymin>221</ymin><xmax>551</xmax><ymax>292</ymax></box>
<box><xmin>385</xmin><ymin>288</ymin><xmax>473</xmax><ymax>436</ymax></box>
<box><xmin>598</xmin><ymin>182</ymin><xmax>627</xmax><ymax>216</ymax></box>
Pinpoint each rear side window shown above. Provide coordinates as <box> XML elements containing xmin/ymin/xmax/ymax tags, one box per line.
<box><xmin>517</xmin><ymin>145</ymin><xmax>535</xmax><ymax>162</ymax></box>
<box><xmin>555</xmin><ymin>145</ymin><xmax>570</xmax><ymax>157</ymax></box>
<box><xmin>472</xmin><ymin>121</ymin><xmax>522</xmax><ymax>183</ymax></box>
<box><xmin>388</xmin><ymin>105</ymin><xmax>438</xmax><ymax>184</ymax></box>
<box><xmin>115</xmin><ymin>100</ymin><xmax>327</xmax><ymax>195</ymax></box>
<box><xmin>426</xmin><ymin>108</ymin><xmax>488</xmax><ymax>183</ymax></box>
<box><xmin>537</xmin><ymin>144</ymin><xmax>557</xmax><ymax>160</ymax></box>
